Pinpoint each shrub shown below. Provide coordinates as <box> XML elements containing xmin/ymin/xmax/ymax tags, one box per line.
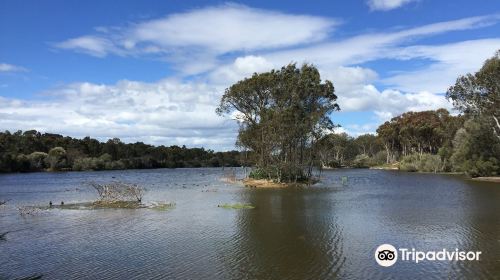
<box><xmin>28</xmin><ymin>152</ymin><xmax>48</xmax><ymax>171</ymax></box>
<box><xmin>400</xmin><ymin>153</ymin><xmax>442</xmax><ymax>173</ymax></box>
<box><xmin>352</xmin><ymin>154</ymin><xmax>370</xmax><ymax>168</ymax></box>
<box><xmin>47</xmin><ymin>147</ymin><xmax>67</xmax><ymax>171</ymax></box>
<box><xmin>370</xmin><ymin>151</ymin><xmax>388</xmax><ymax>166</ymax></box>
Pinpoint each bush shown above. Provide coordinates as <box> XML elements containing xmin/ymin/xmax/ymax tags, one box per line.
<box><xmin>352</xmin><ymin>154</ymin><xmax>370</xmax><ymax>168</ymax></box>
<box><xmin>249</xmin><ymin>164</ymin><xmax>309</xmax><ymax>183</ymax></box>
<box><xmin>28</xmin><ymin>152</ymin><xmax>48</xmax><ymax>171</ymax></box>
<box><xmin>450</xmin><ymin>119</ymin><xmax>500</xmax><ymax>177</ymax></box>
<box><xmin>370</xmin><ymin>151</ymin><xmax>388</xmax><ymax>166</ymax></box>
<box><xmin>400</xmin><ymin>153</ymin><xmax>442</xmax><ymax>173</ymax></box>
<box><xmin>47</xmin><ymin>147</ymin><xmax>67</xmax><ymax>171</ymax></box>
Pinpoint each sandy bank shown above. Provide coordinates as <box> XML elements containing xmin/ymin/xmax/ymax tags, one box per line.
<box><xmin>242</xmin><ymin>178</ymin><xmax>318</xmax><ymax>188</ymax></box>
<box><xmin>471</xmin><ymin>177</ymin><xmax>500</xmax><ymax>183</ymax></box>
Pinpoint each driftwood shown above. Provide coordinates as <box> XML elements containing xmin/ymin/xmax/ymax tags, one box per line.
<box><xmin>221</xmin><ymin>169</ymin><xmax>237</xmax><ymax>183</ymax></box>
<box><xmin>18</xmin><ymin>206</ymin><xmax>42</xmax><ymax>216</ymax></box>
<box><xmin>89</xmin><ymin>182</ymin><xmax>145</xmax><ymax>202</ymax></box>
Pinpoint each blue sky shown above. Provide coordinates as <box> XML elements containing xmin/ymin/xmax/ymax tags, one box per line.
<box><xmin>0</xmin><ymin>0</ymin><xmax>499</xmax><ymax>150</ymax></box>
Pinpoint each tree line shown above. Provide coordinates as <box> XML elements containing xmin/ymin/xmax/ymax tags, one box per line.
<box><xmin>218</xmin><ymin>50</ymin><xmax>499</xmax><ymax>181</ymax></box>
<box><xmin>1</xmin><ymin>51</ymin><xmax>498</xmax><ymax>178</ymax></box>
<box><xmin>317</xmin><ymin>50</ymin><xmax>500</xmax><ymax>177</ymax></box>
<box><xmin>0</xmin><ymin>131</ymin><xmax>245</xmax><ymax>172</ymax></box>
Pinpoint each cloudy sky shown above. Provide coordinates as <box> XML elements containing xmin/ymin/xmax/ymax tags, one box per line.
<box><xmin>0</xmin><ymin>0</ymin><xmax>499</xmax><ymax>150</ymax></box>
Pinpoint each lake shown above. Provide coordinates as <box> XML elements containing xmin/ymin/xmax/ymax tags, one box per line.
<box><xmin>0</xmin><ymin>168</ymin><xmax>499</xmax><ymax>279</ymax></box>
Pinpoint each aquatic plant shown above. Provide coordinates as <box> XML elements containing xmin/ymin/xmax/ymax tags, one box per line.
<box><xmin>218</xmin><ymin>203</ymin><xmax>255</xmax><ymax>209</ymax></box>
<box><xmin>149</xmin><ymin>202</ymin><xmax>176</xmax><ymax>211</ymax></box>
<box><xmin>91</xmin><ymin>200</ymin><xmax>143</xmax><ymax>209</ymax></box>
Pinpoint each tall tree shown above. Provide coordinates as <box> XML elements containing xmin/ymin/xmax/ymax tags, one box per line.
<box><xmin>217</xmin><ymin>64</ymin><xmax>339</xmax><ymax>182</ymax></box>
<box><xmin>446</xmin><ymin>50</ymin><xmax>500</xmax><ymax>139</ymax></box>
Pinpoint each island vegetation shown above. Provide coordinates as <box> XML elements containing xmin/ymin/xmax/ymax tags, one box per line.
<box><xmin>217</xmin><ymin>63</ymin><xmax>340</xmax><ymax>184</ymax></box>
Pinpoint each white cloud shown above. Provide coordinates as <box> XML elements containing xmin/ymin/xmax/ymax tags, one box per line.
<box><xmin>55</xmin><ymin>36</ymin><xmax>120</xmax><ymax>58</ymax></box>
<box><xmin>209</xmin><ymin>55</ymin><xmax>275</xmax><ymax>84</ymax></box>
<box><xmin>338</xmin><ymin>84</ymin><xmax>452</xmax><ymax>114</ymax></box>
<box><xmin>367</xmin><ymin>0</ymin><xmax>417</xmax><ymax>11</ymax></box>
<box><xmin>263</xmin><ymin>15</ymin><xmax>499</xmax><ymax>68</ymax></box>
<box><xmin>0</xmin><ymin>63</ymin><xmax>27</xmax><ymax>72</ymax></box>
<box><xmin>129</xmin><ymin>4</ymin><xmax>336</xmax><ymax>52</ymax></box>
<box><xmin>382</xmin><ymin>39</ymin><xmax>500</xmax><ymax>93</ymax></box>
<box><xmin>55</xmin><ymin>4</ymin><xmax>337</xmax><ymax>61</ymax></box>
<box><xmin>8</xmin><ymin>7</ymin><xmax>499</xmax><ymax>145</ymax></box>
<box><xmin>320</xmin><ymin>66</ymin><xmax>378</xmax><ymax>92</ymax></box>
<box><xmin>0</xmin><ymin>79</ymin><xmax>239</xmax><ymax>150</ymax></box>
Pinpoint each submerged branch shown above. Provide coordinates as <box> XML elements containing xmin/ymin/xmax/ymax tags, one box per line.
<box><xmin>89</xmin><ymin>181</ymin><xmax>145</xmax><ymax>203</ymax></box>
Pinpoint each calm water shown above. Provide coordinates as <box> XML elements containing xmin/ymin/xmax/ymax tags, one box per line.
<box><xmin>0</xmin><ymin>168</ymin><xmax>499</xmax><ymax>279</ymax></box>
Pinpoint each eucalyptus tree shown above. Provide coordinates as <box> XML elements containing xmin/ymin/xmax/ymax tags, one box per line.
<box><xmin>447</xmin><ymin>50</ymin><xmax>500</xmax><ymax>140</ymax></box>
<box><xmin>446</xmin><ymin>50</ymin><xmax>500</xmax><ymax>176</ymax></box>
<box><xmin>217</xmin><ymin>64</ymin><xmax>339</xmax><ymax>182</ymax></box>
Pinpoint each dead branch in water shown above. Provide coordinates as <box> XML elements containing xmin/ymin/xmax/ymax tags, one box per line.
<box><xmin>89</xmin><ymin>182</ymin><xmax>145</xmax><ymax>202</ymax></box>
<box><xmin>18</xmin><ymin>206</ymin><xmax>42</xmax><ymax>216</ymax></box>
<box><xmin>221</xmin><ymin>169</ymin><xmax>237</xmax><ymax>183</ymax></box>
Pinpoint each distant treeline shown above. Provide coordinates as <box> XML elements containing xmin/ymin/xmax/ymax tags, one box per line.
<box><xmin>217</xmin><ymin>51</ymin><xmax>499</xmax><ymax>179</ymax></box>
<box><xmin>0</xmin><ymin>131</ymin><xmax>247</xmax><ymax>173</ymax></box>
<box><xmin>313</xmin><ymin>107</ymin><xmax>499</xmax><ymax>177</ymax></box>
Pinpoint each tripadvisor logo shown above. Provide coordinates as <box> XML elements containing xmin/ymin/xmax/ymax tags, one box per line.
<box><xmin>375</xmin><ymin>244</ymin><xmax>481</xmax><ymax>267</ymax></box>
<box><xmin>375</xmin><ymin>244</ymin><xmax>398</xmax><ymax>267</ymax></box>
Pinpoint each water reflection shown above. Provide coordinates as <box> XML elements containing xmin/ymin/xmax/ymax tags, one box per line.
<box><xmin>0</xmin><ymin>168</ymin><xmax>499</xmax><ymax>279</ymax></box>
<box><xmin>226</xmin><ymin>188</ymin><xmax>345</xmax><ymax>280</ymax></box>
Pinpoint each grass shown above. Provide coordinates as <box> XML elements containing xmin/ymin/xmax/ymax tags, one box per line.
<box><xmin>218</xmin><ymin>203</ymin><xmax>255</xmax><ymax>209</ymax></box>
<box><xmin>91</xmin><ymin>200</ymin><xmax>144</xmax><ymax>209</ymax></box>
<box><xmin>149</xmin><ymin>202</ymin><xmax>176</xmax><ymax>211</ymax></box>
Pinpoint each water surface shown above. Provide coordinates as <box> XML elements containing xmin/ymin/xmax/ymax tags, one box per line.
<box><xmin>0</xmin><ymin>169</ymin><xmax>499</xmax><ymax>279</ymax></box>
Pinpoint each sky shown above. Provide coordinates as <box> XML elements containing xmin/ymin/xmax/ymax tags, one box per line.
<box><xmin>0</xmin><ymin>0</ymin><xmax>499</xmax><ymax>150</ymax></box>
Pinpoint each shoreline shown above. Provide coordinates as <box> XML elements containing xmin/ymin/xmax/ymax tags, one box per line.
<box><xmin>0</xmin><ymin>165</ymin><xmax>245</xmax><ymax>174</ymax></box>
<box><xmin>242</xmin><ymin>178</ymin><xmax>317</xmax><ymax>188</ymax></box>
<box><xmin>368</xmin><ymin>166</ymin><xmax>499</xmax><ymax>183</ymax></box>
<box><xmin>471</xmin><ymin>177</ymin><xmax>500</xmax><ymax>183</ymax></box>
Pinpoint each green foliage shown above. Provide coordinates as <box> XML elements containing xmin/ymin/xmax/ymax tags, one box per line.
<box><xmin>28</xmin><ymin>152</ymin><xmax>48</xmax><ymax>171</ymax></box>
<box><xmin>47</xmin><ymin>147</ymin><xmax>67</xmax><ymax>171</ymax></box>
<box><xmin>377</xmin><ymin>109</ymin><xmax>464</xmax><ymax>164</ymax></box>
<box><xmin>0</xmin><ymin>130</ymin><xmax>245</xmax><ymax>173</ymax></box>
<box><xmin>317</xmin><ymin>133</ymin><xmax>358</xmax><ymax>167</ymax></box>
<box><xmin>248</xmin><ymin>168</ymin><xmax>270</xmax><ymax>180</ymax></box>
<box><xmin>150</xmin><ymin>202</ymin><xmax>176</xmax><ymax>211</ymax></box>
<box><xmin>446</xmin><ymin>49</ymin><xmax>500</xmax><ymax>140</ymax></box>
<box><xmin>352</xmin><ymin>154</ymin><xmax>371</xmax><ymax>168</ymax></box>
<box><xmin>371</xmin><ymin>151</ymin><xmax>388</xmax><ymax>166</ymax></box>
<box><xmin>218</xmin><ymin>203</ymin><xmax>255</xmax><ymax>209</ymax></box>
<box><xmin>446</xmin><ymin>50</ymin><xmax>500</xmax><ymax>177</ymax></box>
<box><xmin>218</xmin><ymin>63</ymin><xmax>339</xmax><ymax>182</ymax></box>
<box><xmin>450</xmin><ymin>119</ymin><xmax>500</xmax><ymax>177</ymax></box>
<box><xmin>400</xmin><ymin>153</ymin><xmax>442</xmax><ymax>173</ymax></box>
